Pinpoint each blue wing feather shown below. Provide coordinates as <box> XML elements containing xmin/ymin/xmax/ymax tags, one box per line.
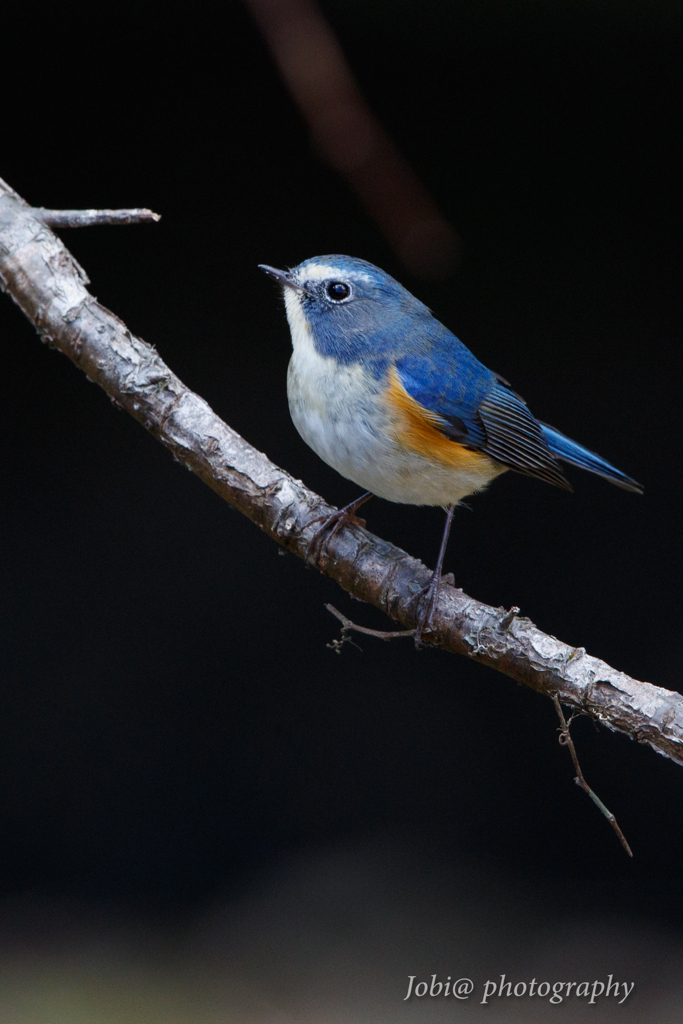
<box><xmin>370</xmin><ymin>315</ymin><xmax>641</xmax><ymax>493</ymax></box>
<box><xmin>394</xmin><ymin>321</ymin><xmax>493</xmax><ymax>447</ymax></box>
<box><xmin>393</xmin><ymin>322</ymin><xmax>569</xmax><ymax>488</ymax></box>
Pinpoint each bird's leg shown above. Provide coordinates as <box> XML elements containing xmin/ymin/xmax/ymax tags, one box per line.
<box><xmin>413</xmin><ymin>503</ymin><xmax>456</xmax><ymax>646</ymax></box>
<box><xmin>306</xmin><ymin>491</ymin><xmax>373</xmax><ymax>564</ymax></box>
<box><xmin>323</xmin><ymin>505</ymin><xmax>455</xmax><ymax>650</ymax></box>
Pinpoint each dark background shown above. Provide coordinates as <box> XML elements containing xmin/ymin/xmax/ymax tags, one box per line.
<box><xmin>1</xmin><ymin>0</ymin><xmax>682</xmax><ymax>1016</ymax></box>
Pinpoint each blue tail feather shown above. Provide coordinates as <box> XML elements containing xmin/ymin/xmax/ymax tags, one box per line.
<box><xmin>540</xmin><ymin>423</ymin><xmax>643</xmax><ymax>494</ymax></box>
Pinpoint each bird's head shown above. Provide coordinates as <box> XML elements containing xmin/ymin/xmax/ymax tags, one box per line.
<box><xmin>259</xmin><ymin>255</ymin><xmax>432</xmax><ymax>362</ymax></box>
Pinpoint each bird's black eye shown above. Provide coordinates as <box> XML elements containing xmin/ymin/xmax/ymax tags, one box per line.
<box><xmin>326</xmin><ymin>280</ymin><xmax>351</xmax><ymax>302</ymax></box>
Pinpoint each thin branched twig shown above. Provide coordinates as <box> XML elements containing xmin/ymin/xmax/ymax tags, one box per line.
<box><xmin>553</xmin><ymin>696</ymin><xmax>633</xmax><ymax>857</ymax></box>
<box><xmin>326</xmin><ymin>603</ymin><xmax>416</xmax><ymax>645</ymax></box>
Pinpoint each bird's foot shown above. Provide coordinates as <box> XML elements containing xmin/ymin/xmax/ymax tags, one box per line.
<box><xmin>306</xmin><ymin>509</ymin><xmax>367</xmax><ymax>564</ymax></box>
<box><xmin>410</xmin><ymin>571</ymin><xmax>455</xmax><ymax>646</ymax></box>
<box><xmin>305</xmin><ymin>492</ymin><xmax>372</xmax><ymax>565</ymax></box>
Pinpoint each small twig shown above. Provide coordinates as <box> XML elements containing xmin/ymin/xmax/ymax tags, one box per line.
<box><xmin>326</xmin><ymin>603</ymin><xmax>415</xmax><ymax>642</ymax></box>
<box><xmin>499</xmin><ymin>605</ymin><xmax>520</xmax><ymax>632</ymax></box>
<box><xmin>553</xmin><ymin>695</ymin><xmax>633</xmax><ymax>857</ymax></box>
<box><xmin>32</xmin><ymin>208</ymin><xmax>161</xmax><ymax>228</ymax></box>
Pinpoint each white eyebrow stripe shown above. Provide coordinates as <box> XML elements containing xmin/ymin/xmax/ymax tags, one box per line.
<box><xmin>297</xmin><ymin>264</ymin><xmax>373</xmax><ymax>285</ymax></box>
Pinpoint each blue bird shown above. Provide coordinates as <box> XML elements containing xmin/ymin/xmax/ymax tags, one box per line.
<box><xmin>260</xmin><ymin>256</ymin><xmax>642</xmax><ymax>641</ymax></box>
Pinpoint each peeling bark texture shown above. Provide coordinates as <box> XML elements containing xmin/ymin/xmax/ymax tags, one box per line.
<box><xmin>2</xmin><ymin>176</ymin><xmax>682</xmax><ymax>768</ymax></box>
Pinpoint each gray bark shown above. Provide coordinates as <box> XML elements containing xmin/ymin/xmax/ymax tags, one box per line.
<box><xmin>2</xmin><ymin>175</ymin><xmax>681</xmax><ymax>768</ymax></box>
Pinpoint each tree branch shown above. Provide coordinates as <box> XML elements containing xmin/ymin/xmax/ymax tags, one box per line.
<box><xmin>243</xmin><ymin>0</ymin><xmax>458</xmax><ymax>278</ymax></box>
<box><xmin>2</xmin><ymin>175</ymin><xmax>682</xmax><ymax>769</ymax></box>
<box><xmin>33</xmin><ymin>207</ymin><xmax>161</xmax><ymax>228</ymax></box>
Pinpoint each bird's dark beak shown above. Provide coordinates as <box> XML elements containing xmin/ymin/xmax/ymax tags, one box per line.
<box><xmin>258</xmin><ymin>265</ymin><xmax>303</xmax><ymax>292</ymax></box>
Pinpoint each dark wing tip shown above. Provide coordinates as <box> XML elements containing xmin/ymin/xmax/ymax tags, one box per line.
<box><xmin>478</xmin><ymin>386</ymin><xmax>572</xmax><ymax>491</ymax></box>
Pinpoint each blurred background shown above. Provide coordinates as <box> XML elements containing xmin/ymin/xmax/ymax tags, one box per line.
<box><xmin>1</xmin><ymin>0</ymin><xmax>681</xmax><ymax>1019</ymax></box>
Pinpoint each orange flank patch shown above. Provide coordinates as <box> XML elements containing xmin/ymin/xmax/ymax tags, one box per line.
<box><xmin>383</xmin><ymin>367</ymin><xmax>496</xmax><ymax>472</ymax></box>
